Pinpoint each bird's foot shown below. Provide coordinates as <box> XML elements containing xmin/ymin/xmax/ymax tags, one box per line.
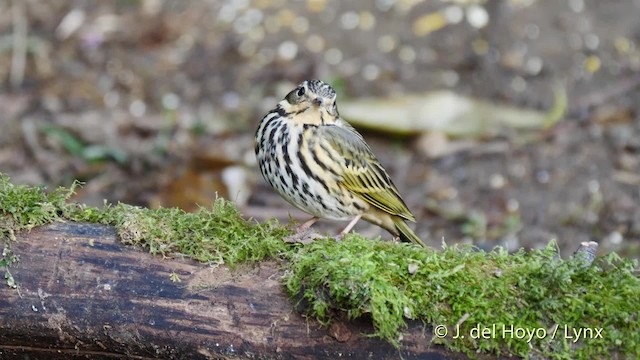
<box><xmin>283</xmin><ymin>229</ymin><xmax>324</xmax><ymax>244</ymax></box>
<box><xmin>294</xmin><ymin>216</ymin><xmax>320</xmax><ymax>233</ymax></box>
<box><xmin>332</xmin><ymin>233</ymin><xmax>346</xmax><ymax>241</ymax></box>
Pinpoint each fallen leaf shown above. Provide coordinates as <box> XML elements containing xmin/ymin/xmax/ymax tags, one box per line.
<box><xmin>339</xmin><ymin>86</ymin><xmax>567</xmax><ymax>138</ymax></box>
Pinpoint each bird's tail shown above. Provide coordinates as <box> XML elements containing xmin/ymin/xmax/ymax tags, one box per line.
<box><xmin>393</xmin><ymin>218</ymin><xmax>426</xmax><ymax>248</ymax></box>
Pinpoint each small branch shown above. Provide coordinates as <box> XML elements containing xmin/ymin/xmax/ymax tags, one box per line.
<box><xmin>572</xmin><ymin>74</ymin><xmax>640</xmax><ymax>115</ymax></box>
<box><xmin>10</xmin><ymin>0</ymin><xmax>28</xmax><ymax>88</ymax></box>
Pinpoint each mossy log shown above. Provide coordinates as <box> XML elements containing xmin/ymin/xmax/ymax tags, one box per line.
<box><xmin>0</xmin><ymin>221</ymin><xmax>471</xmax><ymax>360</ymax></box>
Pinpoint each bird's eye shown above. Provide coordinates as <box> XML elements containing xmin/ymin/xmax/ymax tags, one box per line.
<box><xmin>285</xmin><ymin>87</ymin><xmax>306</xmax><ymax>104</ymax></box>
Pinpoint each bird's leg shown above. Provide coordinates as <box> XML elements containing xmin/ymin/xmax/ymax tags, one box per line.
<box><xmin>296</xmin><ymin>216</ymin><xmax>320</xmax><ymax>232</ymax></box>
<box><xmin>334</xmin><ymin>214</ymin><xmax>362</xmax><ymax>240</ymax></box>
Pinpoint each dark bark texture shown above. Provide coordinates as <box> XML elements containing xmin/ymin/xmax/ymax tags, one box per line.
<box><xmin>0</xmin><ymin>222</ymin><xmax>472</xmax><ymax>360</ymax></box>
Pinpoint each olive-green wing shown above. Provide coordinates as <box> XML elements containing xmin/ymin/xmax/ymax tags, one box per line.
<box><xmin>319</xmin><ymin>122</ymin><xmax>416</xmax><ymax>222</ymax></box>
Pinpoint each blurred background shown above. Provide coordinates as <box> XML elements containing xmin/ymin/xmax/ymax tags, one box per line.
<box><xmin>1</xmin><ymin>0</ymin><xmax>639</xmax><ymax>258</ymax></box>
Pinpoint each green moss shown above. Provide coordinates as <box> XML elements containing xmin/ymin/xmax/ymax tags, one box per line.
<box><xmin>1</xmin><ymin>173</ymin><xmax>639</xmax><ymax>359</ymax></box>
<box><xmin>0</xmin><ymin>175</ymin><xmax>78</xmax><ymax>240</ymax></box>
<box><xmin>68</xmin><ymin>201</ymin><xmax>290</xmax><ymax>265</ymax></box>
<box><xmin>285</xmin><ymin>236</ymin><xmax>640</xmax><ymax>358</ymax></box>
<box><xmin>0</xmin><ymin>174</ymin><xmax>289</xmax><ymax>265</ymax></box>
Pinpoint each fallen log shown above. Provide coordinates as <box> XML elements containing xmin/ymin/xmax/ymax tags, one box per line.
<box><xmin>0</xmin><ymin>221</ymin><xmax>467</xmax><ymax>360</ymax></box>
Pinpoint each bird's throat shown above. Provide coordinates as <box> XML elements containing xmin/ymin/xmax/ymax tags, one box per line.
<box><xmin>289</xmin><ymin>107</ymin><xmax>334</xmax><ymax>126</ymax></box>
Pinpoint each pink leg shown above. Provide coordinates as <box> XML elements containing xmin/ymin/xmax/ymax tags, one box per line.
<box><xmin>335</xmin><ymin>214</ymin><xmax>362</xmax><ymax>240</ymax></box>
<box><xmin>297</xmin><ymin>216</ymin><xmax>320</xmax><ymax>232</ymax></box>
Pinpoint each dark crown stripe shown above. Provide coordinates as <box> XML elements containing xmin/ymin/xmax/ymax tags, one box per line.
<box><xmin>305</xmin><ymin>79</ymin><xmax>336</xmax><ymax>99</ymax></box>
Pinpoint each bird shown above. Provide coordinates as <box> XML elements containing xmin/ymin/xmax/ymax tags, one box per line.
<box><xmin>255</xmin><ymin>79</ymin><xmax>425</xmax><ymax>247</ymax></box>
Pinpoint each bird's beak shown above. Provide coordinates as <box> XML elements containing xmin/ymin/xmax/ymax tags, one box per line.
<box><xmin>312</xmin><ymin>97</ymin><xmax>323</xmax><ymax>107</ymax></box>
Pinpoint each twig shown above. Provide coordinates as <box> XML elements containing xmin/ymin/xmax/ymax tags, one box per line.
<box><xmin>10</xmin><ymin>0</ymin><xmax>28</xmax><ymax>88</ymax></box>
<box><xmin>572</xmin><ymin>74</ymin><xmax>640</xmax><ymax>114</ymax></box>
<box><xmin>613</xmin><ymin>171</ymin><xmax>640</xmax><ymax>186</ymax></box>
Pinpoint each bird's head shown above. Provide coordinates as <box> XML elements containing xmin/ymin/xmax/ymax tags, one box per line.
<box><xmin>279</xmin><ymin>79</ymin><xmax>339</xmax><ymax>125</ymax></box>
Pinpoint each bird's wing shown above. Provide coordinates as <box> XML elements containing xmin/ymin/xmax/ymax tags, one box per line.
<box><xmin>319</xmin><ymin>122</ymin><xmax>416</xmax><ymax>222</ymax></box>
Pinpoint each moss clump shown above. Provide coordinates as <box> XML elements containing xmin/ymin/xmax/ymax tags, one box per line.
<box><xmin>0</xmin><ymin>175</ymin><xmax>79</xmax><ymax>240</ymax></box>
<box><xmin>285</xmin><ymin>235</ymin><xmax>640</xmax><ymax>359</ymax></box>
<box><xmin>69</xmin><ymin>201</ymin><xmax>290</xmax><ymax>265</ymax></box>
<box><xmin>1</xmin><ymin>173</ymin><xmax>639</xmax><ymax>359</ymax></box>
<box><xmin>0</xmin><ymin>174</ymin><xmax>289</xmax><ymax>265</ymax></box>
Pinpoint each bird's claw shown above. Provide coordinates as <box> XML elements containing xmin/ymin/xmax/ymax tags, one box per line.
<box><xmin>283</xmin><ymin>229</ymin><xmax>324</xmax><ymax>244</ymax></box>
<box><xmin>332</xmin><ymin>233</ymin><xmax>345</xmax><ymax>241</ymax></box>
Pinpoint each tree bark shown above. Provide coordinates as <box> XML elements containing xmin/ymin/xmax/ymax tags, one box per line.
<box><xmin>0</xmin><ymin>221</ymin><xmax>471</xmax><ymax>360</ymax></box>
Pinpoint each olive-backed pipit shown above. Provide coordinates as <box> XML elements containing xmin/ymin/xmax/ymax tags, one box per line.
<box><xmin>255</xmin><ymin>79</ymin><xmax>425</xmax><ymax>247</ymax></box>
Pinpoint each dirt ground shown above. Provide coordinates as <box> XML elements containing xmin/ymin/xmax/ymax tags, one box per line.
<box><xmin>1</xmin><ymin>0</ymin><xmax>639</xmax><ymax>259</ymax></box>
